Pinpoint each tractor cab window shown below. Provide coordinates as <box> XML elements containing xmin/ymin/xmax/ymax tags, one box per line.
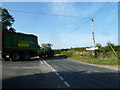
<box><xmin>41</xmin><ymin>44</ymin><xmax>52</xmax><ymax>50</ymax></box>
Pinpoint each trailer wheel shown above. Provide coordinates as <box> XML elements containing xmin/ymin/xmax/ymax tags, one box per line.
<box><xmin>10</xmin><ymin>52</ymin><xmax>20</xmax><ymax>61</ymax></box>
<box><xmin>2</xmin><ymin>54</ymin><xmax>8</xmax><ymax>61</ymax></box>
<box><xmin>22</xmin><ymin>52</ymin><xmax>30</xmax><ymax>60</ymax></box>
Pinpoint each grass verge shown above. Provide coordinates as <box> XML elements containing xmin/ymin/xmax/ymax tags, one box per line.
<box><xmin>55</xmin><ymin>54</ymin><xmax>118</xmax><ymax>65</ymax></box>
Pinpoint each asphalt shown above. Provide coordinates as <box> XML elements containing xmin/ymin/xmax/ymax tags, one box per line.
<box><xmin>44</xmin><ymin>56</ymin><xmax>119</xmax><ymax>88</ymax></box>
<box><xmin>2</xmin><ymin>58</ymin><xmax>67</xmax><ymax>88</ymax></box>
<box><xmin>2</xmin><ymin>56</ymin><xmax>119</xmax><ymax>88</ymax></box>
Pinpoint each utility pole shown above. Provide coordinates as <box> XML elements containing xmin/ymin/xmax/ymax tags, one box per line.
<box><xmin>91</xmin><ymin>17</ymin><xmax>96</xmax><ymax>47</ymax></box>
<box><xmin>91</xmin><ymin>17</ymin><xmax>96</xmax><ymax>58</ymax></box>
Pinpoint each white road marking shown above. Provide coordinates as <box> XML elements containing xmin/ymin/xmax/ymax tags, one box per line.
<box><xmin>64</xmin><ymin>81</ymin><xmax>70</xmax><ymax>87</ymax></box>
<box><xmin>40</xmin><ymin>61</ymin><xmax>43</xmax><ymax>64</ymax></box>
<box><xmin>43</xmin><ymin>60</ymin><xmax>70</xmax><ymax>88</ymax></box>
<box><xmin>55</xmin><ymin>72</ymin><xmax>59</xmax><ymax>76</ymax></box>
<box><xmin>47</xmin><ymin>64</ymin><xmax>51</xmax><ymax>67</ymax></box>
<box><xmin>43</xmin><ymin>60</ymin><xmax>46</xmax><ymax>64</ymax></box>
<box><xmin>57</xmin><ymin>86</ymin><xmax>61</xmax><ymax>88</ymax></box>
<box><xmin>50</xmin><ymin>67</ymin><xmax>53</xmax><ymax>69</ymax></box>
<box><xmin>59</xmin><ymin>76</ymin><xmax>64</xmax><ymax>80</ymax></box>
<box><xmin>52</xmin><ymin>68</ymin><xmax>56</xmax><ymax>72</ymax></box>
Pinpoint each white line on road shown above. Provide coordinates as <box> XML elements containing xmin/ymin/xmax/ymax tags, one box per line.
<box><xmin>40</xmin><ymin>61</ymin><xmax>44</xmax><ymax>64</ymax></box>
<box><xmin>43</xmin><ymin>60</ymin><xmax>46</xmax><ymax>64</ymax></box>
<box><xmin>52</xmin><ymin>68</ymin><xmax>56</xmax><ymax>72</ymax></box>
<box><xmin>64</xmin><ymin>81</ymin><xmax>70</xmax><ymax>87</ymax></box>
<box><xmin>55</xmin><ymin>72</ymin><xmax>59</xmax><ymax>76</ymax></box>
<box><xmin>50</xmin><ymin>67</ymin><xmax>53</xmax><ymax>69</ymax></box>
<box><xmin>57</xmin><ymin>86</ymin><xmax>61</xmax><ymax>88</ymax></box>
<box><xmin>59</xmin><ymin>76</ymin><xmax>64</xmax><ymax>80</ymax></box>
<box><xmin>43</xmin><ymin>60</ymin><xmax>70</xmax><ymax>88</ymax></box>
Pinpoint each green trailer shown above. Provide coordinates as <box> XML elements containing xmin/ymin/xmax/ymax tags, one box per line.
<box><xmin>2</xmin><ymin>30</ymin><xmax>42</xmax><ymax>61</ymax></box>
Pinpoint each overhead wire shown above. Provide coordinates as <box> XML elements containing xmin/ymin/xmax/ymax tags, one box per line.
<box><xmin>93</xmin><ymin>2</ymin><xmax>109</xmax><ymax>18</ymax></box>
<box><xmin>62</xmin><ymin>19</ymin><xmax>90</xmax><ymax>39</ymax></box>
<box><xmin>8</xmin><ymin>9</ymin><xmax>91</xmax><ymax>39</ymax></box>
<box><xmin>62</xmin><ymin>2</ymin><xmax>109</xmax><ymax>39</ymax></box>
<box><xmin>8</xmin><ymin>2</ymin><xmax>109</xmax><ymax>40</ymax></box>
<box><xmin>9</xmin><ymin>9</ymin><xmax>90</xmax><ymax>19</ymax></box>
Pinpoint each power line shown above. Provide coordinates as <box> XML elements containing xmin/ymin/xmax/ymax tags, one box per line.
<box><xmin>9</xmin><ymin>9</ymin><xmax>90</xmax><ymax>19</ymax></box>
<box><xmin>93</xmin><ymin>2</ymin><xmax>109</xmax><ymax>18</ymax></box>
<box><xmin>62</xmin><ymin>3</ymin><xmax>109</xmax><ymax>39</ymax></box>
<box><xmin>62</xmin><ymin>19</ymin><xmax>90</xmax><ymax>39</ymax></box>
<box><xmin>8</xmin><ymin>3</ymin><xmax>109</xmax><ymax>40</ymax></box>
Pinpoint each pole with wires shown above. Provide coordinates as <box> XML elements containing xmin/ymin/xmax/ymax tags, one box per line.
<box><xmin>91</xmin><ymin>17</ymin><xmax>96</xmax><ymax>47</ymax></box>
<box><xmin>91</xmin><ymin>17</ymin><xmax>96</xmax><ymax>58</ymax></box>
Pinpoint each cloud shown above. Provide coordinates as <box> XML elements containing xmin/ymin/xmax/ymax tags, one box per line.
<box><xmin>38</xmin><ymin>2</ymin><xmax>118</xmax><ymax>49</ymax></box>
<box><xmin>50</xmin><ymin>2</ymin><xmax>77</xmax><ymax>16</ymax></box>
<box><xmin>49</xmin><ymin>2</ymin><xmax>107</xmax><ymax>18</ymax></box>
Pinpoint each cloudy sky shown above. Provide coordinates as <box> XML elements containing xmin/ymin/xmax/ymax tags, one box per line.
<box><xmin>2</xmin><ymin>2</ymin><xmax>118</xmax><ymax>49</ymax></box>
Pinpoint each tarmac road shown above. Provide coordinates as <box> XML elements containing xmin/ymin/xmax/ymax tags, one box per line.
<box><xmin>2</xmin><ymin>58</ymin><xmax>68</xmax><ymax>88</ymax></box>
<box><xmin>44</xmin><ymin>56</ymin><xmax>118</xmax><ymax>88</ymax></box>
<box><xmin>2</xmin><ymin>56</ymin><xmax>119</xmax><ymax>88</ymax></box>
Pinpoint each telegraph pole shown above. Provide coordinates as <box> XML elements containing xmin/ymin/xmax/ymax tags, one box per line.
<box><xmin>91</xmin><ymin>17</ymin><xmax>96</xmax><ymax>47</ymax></box>
<box><xmin>91</xmin><ymin>17</ymin><xmax>96</xmax><ymax>58</ymax></box>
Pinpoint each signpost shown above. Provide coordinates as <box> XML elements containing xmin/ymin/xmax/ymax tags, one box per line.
<box><xmin>86</xmin><ymin>47</ymin><xmax>98</xmax><ymax>58</ymax></box>
<box><xmin>86</xmin><ymin>47</ymin><xmax>98</xmax><ymax>50</ymax></box>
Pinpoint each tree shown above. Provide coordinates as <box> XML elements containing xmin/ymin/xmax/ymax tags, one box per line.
<box><xmin>96</xmin><ymin>43</ymin><xmax>102</xmax><ymax>48</ymax></box>
<box><xmin>106</xmin><ymin>42</ymin><xmax>115</xmax><ymax>51</ymax></box>
<box><xmin>0</xmin><ymin>8</ymin><xmax>15</xmax><ymax>30</ymax></box>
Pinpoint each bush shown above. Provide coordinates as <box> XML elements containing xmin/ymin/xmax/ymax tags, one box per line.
<box><xmin>58</xmin><ymin>44</ymin><xmax>119</xmax><ymax>60</ymax></box>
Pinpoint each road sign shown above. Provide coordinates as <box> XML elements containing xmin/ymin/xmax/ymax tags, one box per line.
<box><xmin>86</xmin><ymin>47</ymin><xmax>98</xmax><ymax>50</ymax></box>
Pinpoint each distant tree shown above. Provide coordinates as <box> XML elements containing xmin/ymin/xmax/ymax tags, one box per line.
<box><xmin>96</xmin><ymin>43</ymin><xmax>102</xmax><ymax>48</ymax></box>
<box><xmin>107</xmin><ymin>42</ymin><xmax>114</xmax><ymax>47</ymax></box>
<box><xmin>106</xmin><ymin>42</ymin><xmax>115</xmax><ymax>52</ymax></box>
<box><xmin>0</xmin><ymin>8</ymin><xmax>15</xmax><ymax>30</ymax></box>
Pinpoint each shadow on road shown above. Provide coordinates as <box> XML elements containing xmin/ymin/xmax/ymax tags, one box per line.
<box><xmin>43</xmin><ymin>56</ymin><xmax>66</xmax><ymax>61</ymax></box>
<box><xmin>2</xmin><ymin>70</ymin><xmax>118</xmax><ymax>88</ymax></box>
<box><xmin>2</xmin><ymin>56</ymin><xmax>64</xmax><ymax>62</ymax></box>
<box><xmin>2</xmin><ymin>56</ymin><xmax>65</xmax><ymax>62</ymax></box>
<box><xmin>3</xmin><ymin>73</ymin><xmax>48</xmax><ymax>88</ymax></box>
<box><xmin>2</xmin><ymin>58</ymin><xmax>40</xmax><ymax>62</ymax></box>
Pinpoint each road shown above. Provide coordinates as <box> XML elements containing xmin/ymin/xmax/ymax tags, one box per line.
<box><xmin>2</xmin><ymin>56</ymin><xmax>118</xmax><ymax>88</ymax></box>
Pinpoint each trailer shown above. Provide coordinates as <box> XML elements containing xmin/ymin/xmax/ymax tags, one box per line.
<box><xmin>2</xmin><ymin>29</ymin><xmax>43</xmax><ymax>61</ymax></box>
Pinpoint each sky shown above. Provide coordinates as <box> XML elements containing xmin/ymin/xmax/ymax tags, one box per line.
<box><xmin>1</xmin><ymin>2</ymin><xmax>118</xmax><ymax>49</ymax></box>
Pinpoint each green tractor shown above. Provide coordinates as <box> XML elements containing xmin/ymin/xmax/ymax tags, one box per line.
<box><xmin>41</xmin><ymin>43</ymin><xmax>54</xmax><ymax>57</ymax></box>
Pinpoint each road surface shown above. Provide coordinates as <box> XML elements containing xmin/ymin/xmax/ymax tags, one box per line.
<box><xmin>2</xmin><ymin>56</ymin><xmax>118</xmax><ymax>88</ymax></box>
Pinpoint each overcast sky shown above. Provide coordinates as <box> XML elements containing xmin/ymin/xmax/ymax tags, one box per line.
<box><xmin>2</xmin><ymin>2</ymin><xmax>118</xmax><ymax>49</ymax></box>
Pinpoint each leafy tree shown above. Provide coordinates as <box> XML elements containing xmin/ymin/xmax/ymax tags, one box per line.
<box><xmin>106</xmin><ymin>42</ymin><xmax>114</xmax><ymax>52</ymax></box>
<box><xmin>0</xmin><ymin>8</ymin><xmax>15</xmax><ymax>30</ymax></box>
<box><xmin>9</xmin><ymin>27</ymin><xmax>16</xmax><ymax>32</ymax></box>
<box><xmin>96</xmin><ymin>43</ymin><xmax>102</xmax><ymax>48</ymax></box>
<box><xmin>107</xmin><ymin>42</ymin><xmax>114</xmax><ymax>47</ymax></box>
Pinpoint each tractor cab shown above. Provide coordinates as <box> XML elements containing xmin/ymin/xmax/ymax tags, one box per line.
<box><xmin>41</xmin><ymin>43</ymin><xmax>52</xmax><ymax>51</ymax></box>
<box><xmin>41</xmin><ymin>43</ymin><xmax>53</xmax><ymax>57</ymax></box>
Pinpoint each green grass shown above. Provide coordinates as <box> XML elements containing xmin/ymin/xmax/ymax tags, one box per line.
<box><xmin>55</xmin><ymin>54</ymin><xmax>118</xmax><ymax>65</ymax></box>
